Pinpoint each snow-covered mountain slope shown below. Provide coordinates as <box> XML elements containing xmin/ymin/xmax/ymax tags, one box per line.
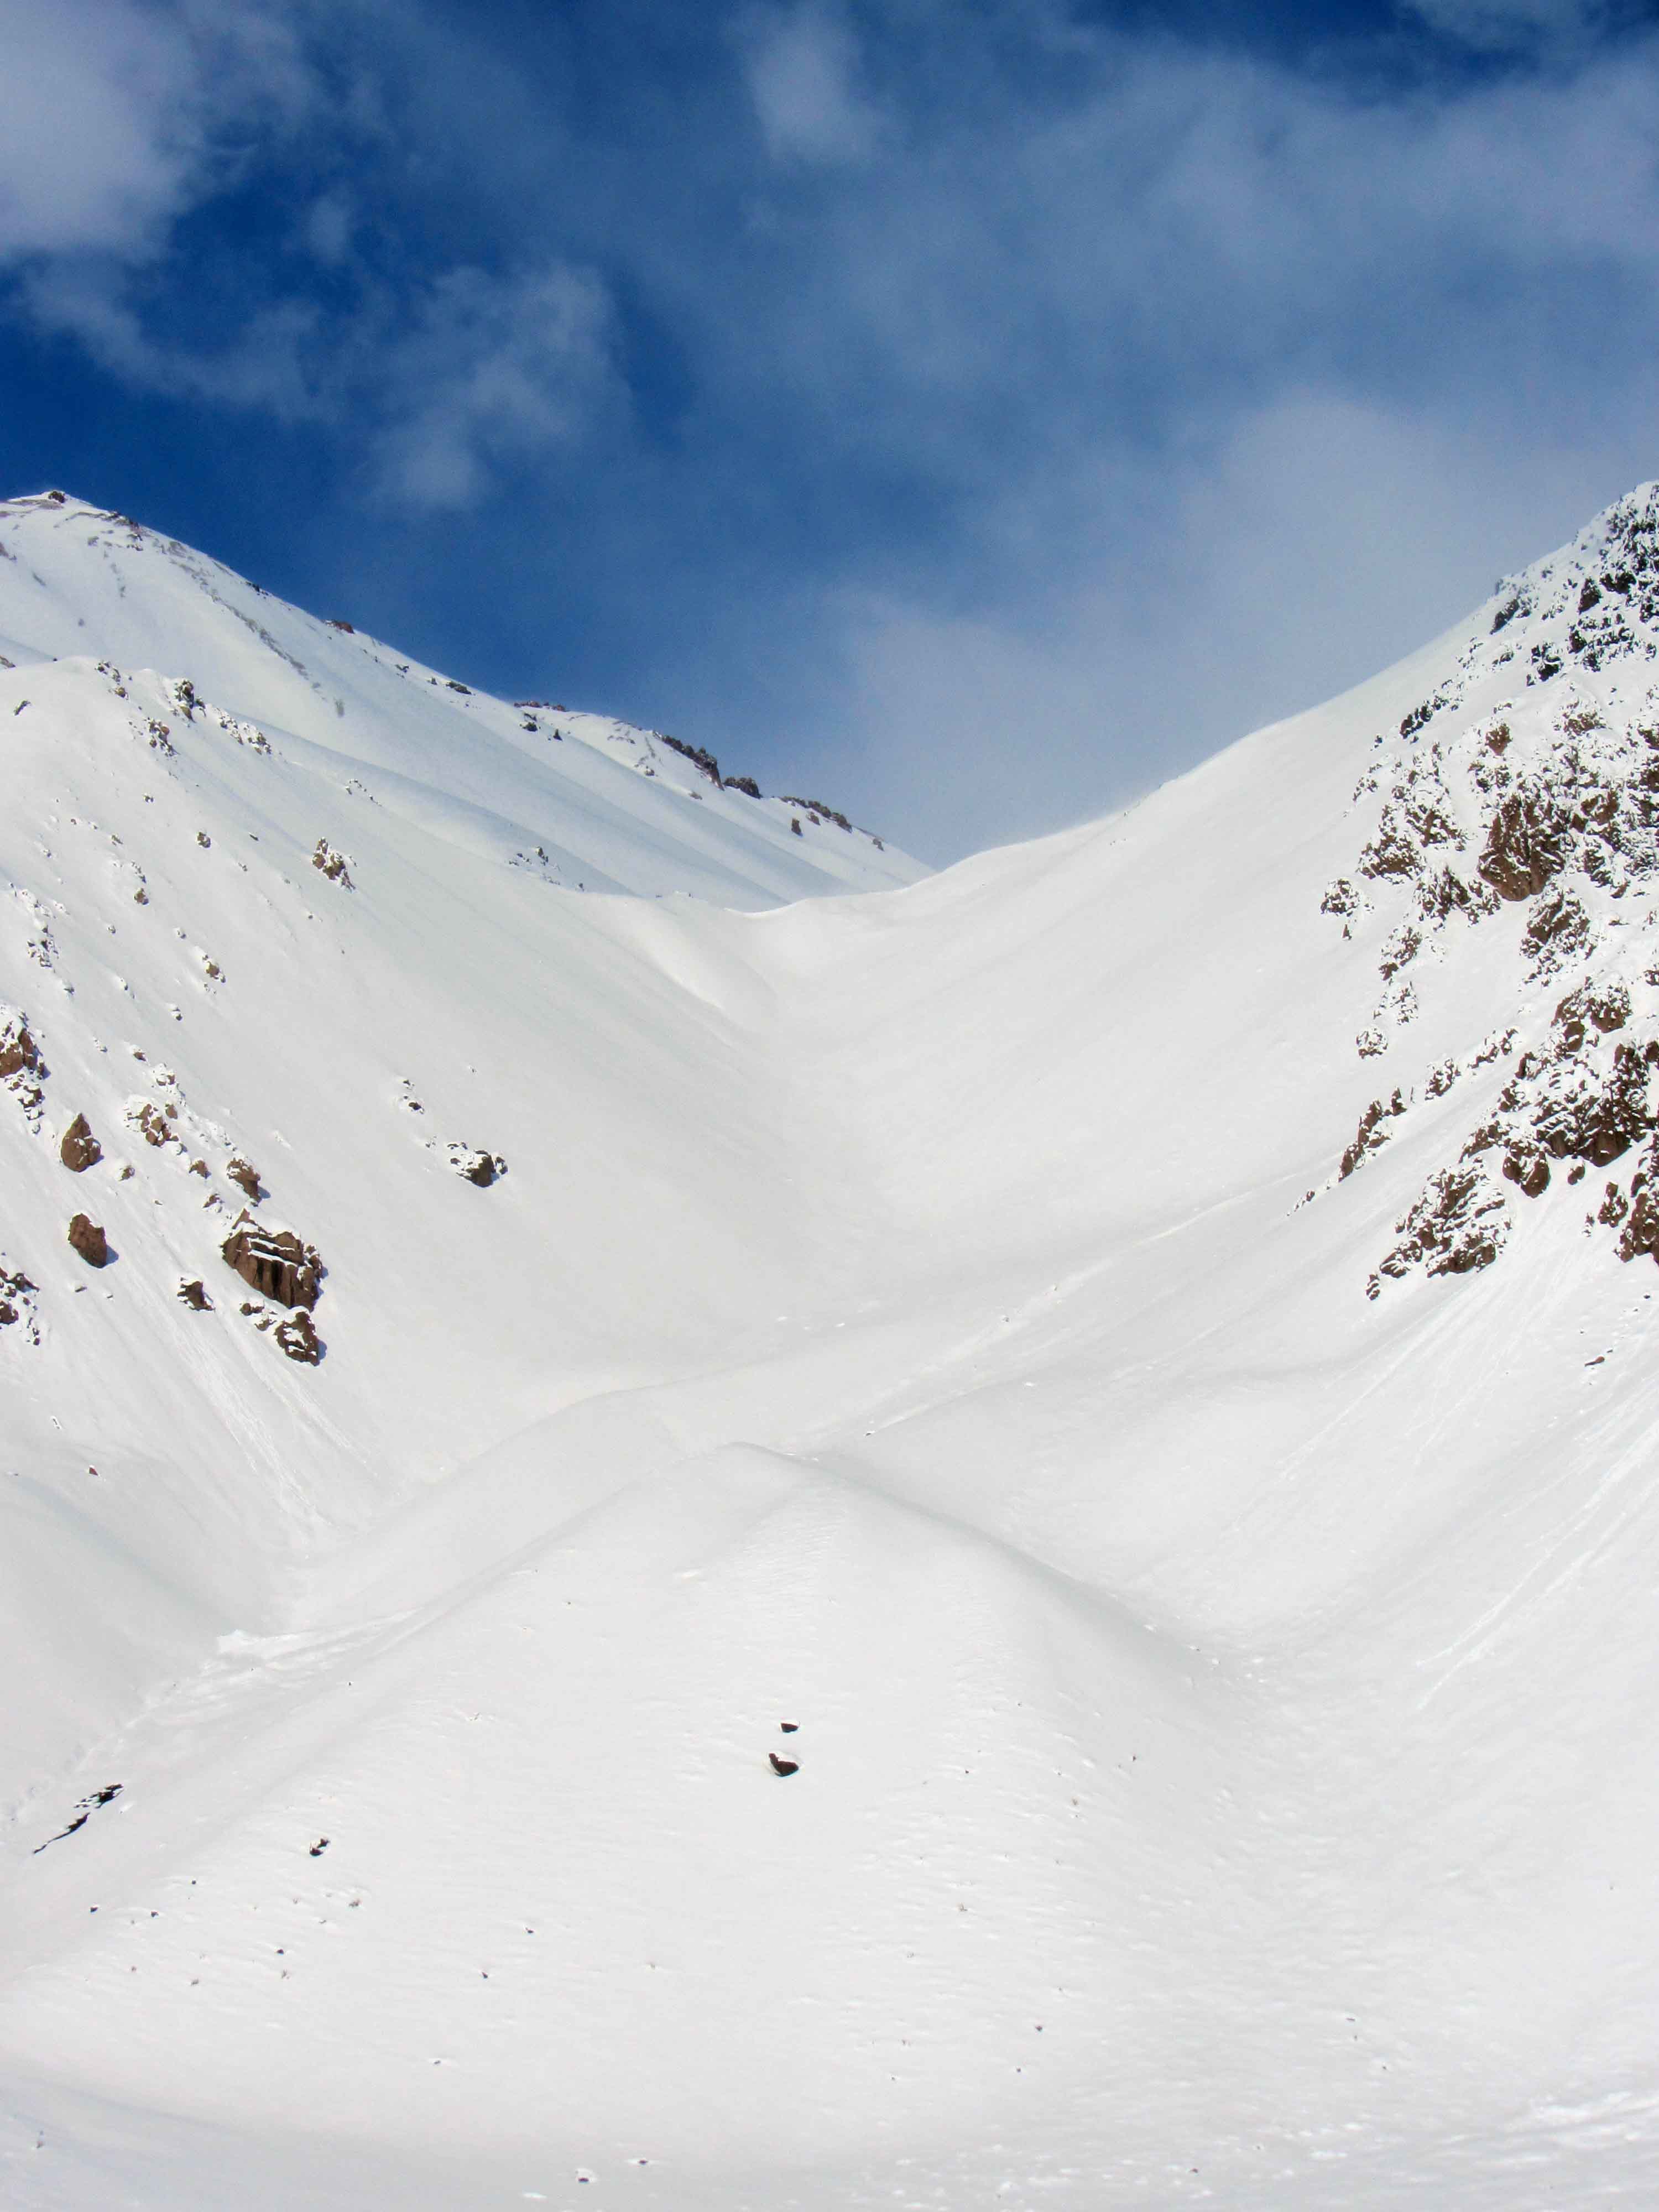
<box><xmin>0</xmin><ymin>491</ymin><xmax>923</xmax><ymax>907</ymax></box>
<box><xmin>8</xmin><ymin>487</ymin><xmax>1659</xmax><ymax>2211</ymax></box>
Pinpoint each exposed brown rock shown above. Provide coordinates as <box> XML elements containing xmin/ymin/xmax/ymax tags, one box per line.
<box><xmin>226</xmin><ymin>1156</ymin><xmax>263</xmax><ymax>1201</ymax></box>
<box><xmin>1374</xmin><ymin>1167</ymin><xmax>1506</xmax><ymax>1291</ymax></box>
<box><xmin>1553</xmin><ymin>980</ymin><xmax>1630</xmax><ymax>1052</ymax></box>
<box><xmin>1619</xmin><ymin>1178</ymin><xmax>1659</xmax><ymax>1263</ymax></box>
<box><xmin>221</xmin><ymin>1214</ymin><xmax>321</xmax><ymax>1308</ymax></box>
<box><xmin>311</xmin><ymin>839</ymin><xmax>353</xmax><ymax>888</ymax></box>
<box><xmin>1339</xmin><ymin>1089</ymin><xmax>1408</xmax><ymax>1181</ymax></box>
<box><xmin>1534</xmin><ymin>1042</ymin><xmax>1651</xmax><ymax>1167</ymax></box>
<box><xmin>131</xmin><ymin>1101</ymin><xmax>172</xmax><ymax>1147</ymax></box>
<box><xmin>0</xmin><ymin>1014</ymin><xmax>42</xmax><ymax>1081</ymax></box>
<box><xmin>274</xmin><ymin>1310</ymin><xmax>321</xmax><ymax>1364</ymax></box>
<box><xmin>1501</xmin><ymin>1151</ymin><xmax>1550</xmax><ymax>1198</ymax></box>
<box><xmin>60</xmin><ymin>1113</ymin><xmax>102</xmax><ymax>1172</ymax></box>
<box><xmin>67</xmin><ymin>1214</ymin><xmax>109</xmax><ymax>1267</ymax></box>
<box><xmin>447</xmin><ymin>1145</ymin><xmax>506</xmax><ymax>1187</ymax></box>
<box><xmin>1520</xmin><ymin>887</ymin><xmax>1589</xmax><ymax>972</ymax></box>
<box><xmin>0</xmin><ymin>1265</ymin><xmax>36</xmax><ymax>1328</ymax></box>
<box><xmin>1477</xmin><ymin>790</ymin><xmax>1573</xmax><ymax>901</ymax></box>
<box><xmin>177</xmin><ymin>1279</ymin><xmax>212</xmax><ymax>1311</ymax></box>
<box><xmin>1358</xmin><ymin>809</ymin><xmax>1422</xmax><ymax>881</ymax></box>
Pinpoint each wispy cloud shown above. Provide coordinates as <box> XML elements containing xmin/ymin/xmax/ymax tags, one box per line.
<box><xmin>366</xmin><ymin>264</ymin><xmax>613</xmax><ymax>508</ymax></box>
<box><xmin>735</xmin><ymin>2</ymin><xmax>884</xmax><ymax>164</ymax></box>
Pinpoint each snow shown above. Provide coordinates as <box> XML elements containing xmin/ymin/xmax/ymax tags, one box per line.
<box><xmin>4</xmin><ymin>487</ymin><xmax>1659</xmax><ymax>2208</ymax></box>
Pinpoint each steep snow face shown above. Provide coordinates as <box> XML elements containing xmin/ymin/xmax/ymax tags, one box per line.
<box><xmin>0</xmin><ymin>491</ymin><xmax>924</xmax><ymax>907</ymax></box>
<box><xmin>7</xmin><ymin>488</ymin><xmax>1659</xmax><ymax>2211</ymax></box>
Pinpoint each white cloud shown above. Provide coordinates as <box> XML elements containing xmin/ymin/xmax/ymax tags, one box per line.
<box><xmin>736</xmin><ymin>3</ymin><xmax>883</xmax><ymax>164</ymax></box>
<box><xmin>0</xmin><ymin>0</ymin><xmax>313</xmax><ymax>264</ymax></box>
<box><xmin>367</xmin><ymin>264</ymin><xmax>614</xmax><ymax>509</ymax></box>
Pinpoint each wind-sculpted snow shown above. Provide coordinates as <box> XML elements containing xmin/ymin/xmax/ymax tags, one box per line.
<box><xmin>8</xmin><ymin>488</ymin><xmax>1659</xmax><ymax>2209</ymax></box>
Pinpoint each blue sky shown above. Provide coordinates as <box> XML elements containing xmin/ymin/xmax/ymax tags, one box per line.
<box><xmin>2</xmin><ymin>0</ymin><xmax>1656</xmax><ymax>860</ymax></box>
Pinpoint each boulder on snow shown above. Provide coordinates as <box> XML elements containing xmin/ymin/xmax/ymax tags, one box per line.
<box><xmin>221</xmin><ymin>1214</ymin><xmax>322</xmax><ymax>1309</ymax></box>
<box><xmin>274</xmin><ymin>1310</ymin><xmax>322</xmax><ymax>1364</ymax></box>
<box><xmin>177</xmin><ymin>1279</ymin><xmax>212</xmax><ymax>1311</ymax></box>
<box><xmin>0</xmin><ymin>1010</ymin><xmax>42</xmax><ymax>1082</ymax></box>
<box><xmin>311</xmin><ymin>838</ymin><xmax>354</xmax><ymax>888</ymax></box>
<box><xmin>60</xmin><ymin>1113</ymin><xmax>102</xmax><ymax>1172</ymax></box>
<box><xmin>67</xmin><ymin>1214</ymin><xmax>109</xmax><ymax>1267</ymax></box>
<box><xmin>226</xmin><ymin>1156</ymin><xmax>263</xmax><ymax>1201</ymax></box>
<box><xmin>769</xmin><ymin>1752</ymin><xmax>800</xmax><ymax>1777</ymax></box>
<box><xmin>447</xmin><ymin>1144</ymin><xmax>506</xmax><ymax>1188</ymax></box>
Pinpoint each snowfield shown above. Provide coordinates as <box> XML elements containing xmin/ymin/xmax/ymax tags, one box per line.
<box><xmin>5</xmin><ymin>487</ymin><xmax>1659</xmax><ymax>2209</ymax></box>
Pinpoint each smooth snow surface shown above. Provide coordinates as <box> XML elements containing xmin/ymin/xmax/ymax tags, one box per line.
<box><xmin>5</xmin><ymin>488</ymin><xmax>1659</xmax><ymax>2210</ymax></box>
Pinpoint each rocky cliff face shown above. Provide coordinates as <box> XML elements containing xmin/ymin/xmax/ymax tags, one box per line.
<box><xmin>1317</xmin><ymin>483</ymin><xmax>1659</xmax><ymax>1291</ymax></box>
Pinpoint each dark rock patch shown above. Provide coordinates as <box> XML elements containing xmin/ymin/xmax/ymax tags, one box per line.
<box><xmin>60</xmin><ymin>1113</ymin><xmax>101</xmax><ymax>1171</ymax></box>
<box><xmin>275</xmin><ymin>1310</ymin><xmax>322</xmax><ymax>1364</ymax></box>
<box><xmin>222</xmin><ymin>1214</ymin><xmax>322</xmax><ymax>1308</ymax></box>
<box><xmin>67</xmin><ymin>1215</ymin><xmax>109</xmax><ymax>1267</ymax></box>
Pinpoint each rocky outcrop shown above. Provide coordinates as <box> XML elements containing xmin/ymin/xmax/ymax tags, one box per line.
<box><xmin>226</xmin><ymin>1156</ymin><xmax>263</xmax><ymax>1200</ymax></box>
<box><xmin>221</xmin><ymin>1214</ymin><xmax>322</xmax><ymax>1308</ymax></box>
<box><xmin>67</xmin><ymin>1215</ymin><xmax>109</xmax><ymax>1267</ymax></box>
<box><xmin>1520</xmin><ymin>886</ymin><xmax>1590</xmax><ymax>977</ymax></box>
<box><xmin>60</xmin><ymin>1114</ymin><xmax>101</xmax><ymax>1172</ymax></box>
<box><xmin>1324</xmin><ymin>483</ymin><xmax>1659</xmax><ymax>1292</ymax></box>
<box><xmin>177</xmin><ymin>1279</ymin><xmax>212</xmax><ymax>1311</ymax></box>
<box><xmin>1339</xmin><ymin>1089</ymin><xmax>1408</xmax><ymax>1180</ymax></box>
<box><xmin>1477</xmin><ymin>789</ymin><xmax>1573</xmax><ymax>901</ymax></box>
<box><xmin>1371</xmin><ymin>1169</ymin><xmax>1506</xmax><ymax>1294</ymax></box>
